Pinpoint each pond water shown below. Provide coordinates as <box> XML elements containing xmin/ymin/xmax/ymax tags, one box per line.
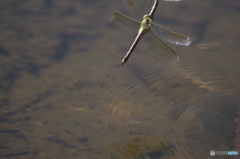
<box><xmin>0</xmin><ymin>0</ymin><xmax>239</xmax><ymax>159</ymax></box>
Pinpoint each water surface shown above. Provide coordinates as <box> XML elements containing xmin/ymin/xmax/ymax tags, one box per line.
<box><xmin>0</xmin><ymin>0</ymin><xmax>239</xmax><ymax>158</ymax></box>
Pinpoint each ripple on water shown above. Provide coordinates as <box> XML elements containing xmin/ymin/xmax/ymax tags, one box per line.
<box><xmin>77</xmin><ymin>25</ymin><xmax>240</xmax><ymax>158</ymax></box>
<box><xmin>105</xmin><ymin>40</ymin><xmax>240</xmax><ymax>158</ymax></box>
<box><xmin>172</xmin><ymin>92</ymin><xmax>239</xmax><ymax>159</ymax></box>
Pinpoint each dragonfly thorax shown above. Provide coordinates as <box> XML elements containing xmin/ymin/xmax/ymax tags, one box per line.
<box><xmin>140</xmin><ymin>14</ymin><xmax>152</xmax><ymax>31</ymax></box>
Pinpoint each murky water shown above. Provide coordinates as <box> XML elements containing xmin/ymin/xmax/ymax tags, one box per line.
<box><xmin>0</xmin><ymin>0</ymin><xmax>239</xmax><ymax>158</ymax></box>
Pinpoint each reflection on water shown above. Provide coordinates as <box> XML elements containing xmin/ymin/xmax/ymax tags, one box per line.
<box><xmin>0</xmin><ymin>0</ymin><xmax>239</xmax><ymax>159</ymax></box>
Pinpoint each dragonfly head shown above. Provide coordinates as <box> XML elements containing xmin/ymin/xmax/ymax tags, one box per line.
<box><xmin>143</xmin><ymin>14</ymin><xmax>150</xmax><ymax>19</ymax></box>
<box><xmin>142</xmin><ymin>14</ymin><xmax>153</xmax><ymax>26</ymax></box>
<box><xmin>143</xmin><ymin>14</ymin><xmax>153</xmax><ymax>22</ymax></box>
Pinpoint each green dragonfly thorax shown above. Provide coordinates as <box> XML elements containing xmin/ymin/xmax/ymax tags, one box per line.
<box><xmin>138</xmin><ymin>14</ymin><xmax>152</xmax><ymax>34</ymax></box>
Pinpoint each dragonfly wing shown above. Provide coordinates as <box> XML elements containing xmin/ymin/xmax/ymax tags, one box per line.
<box><xmin>123</xmin><ymin>0</ymin><xmax>158</xmax><ymax>18</ymax></box>
<box><xmin>123</xmin><ymin>0</ymin><xmax>143</xmax><ymax>17</ymax></box>
<box><xmin>151</xmin><ymin>23</ymin><xmax>193</xmax><ymax>46</ymax></box>
<box><xmin>143</xmin><ymin>29</ymin><xmax>179</xmax><ymax>63</ymax></box>
<box><xmin>111</xmin><ymin>11</ymin><xmax>141</xmax><ymax>32</ymax></box>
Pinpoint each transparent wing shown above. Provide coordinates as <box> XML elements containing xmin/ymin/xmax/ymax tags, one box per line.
<box><xmin>123</xmin><ymin>0</ymin><xmax>157</xmax><ymax>18</ymax></box>
<box><xmin>111</xmin><ymin>11</ymin><xmax>141</xmax><ymax>32</ymax></box>
<box><xmin>123</xmin><ymin>0</ymin><xmax>144</xmax><ymax>17</ymax></box>
<box><xmin>151</xmin><ymin>22</ymin><xmax>193</xmax><ymax>46</ymax></box>
<box><xmin>143</xmin><ymin>29</ymin><xmax>179</xmax><ymax>63</ymax></box>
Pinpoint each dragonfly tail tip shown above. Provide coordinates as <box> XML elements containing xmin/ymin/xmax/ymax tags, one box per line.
<box><xmin>121</xmin><ymin>58</ymin><xmax>127</xmax><ymax>66</ymax></box>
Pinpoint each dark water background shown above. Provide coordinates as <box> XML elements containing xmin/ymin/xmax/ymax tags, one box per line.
<box><xmin>0</xmin><ymin>0</ymin><xmax>240</xmax><ymax>158</ymax></box>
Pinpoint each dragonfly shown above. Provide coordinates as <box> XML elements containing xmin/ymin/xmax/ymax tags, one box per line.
<box><xmin>111</xmin><ymin>0</ymin><xmax>193</xmax><ymax>66</ymax></box>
